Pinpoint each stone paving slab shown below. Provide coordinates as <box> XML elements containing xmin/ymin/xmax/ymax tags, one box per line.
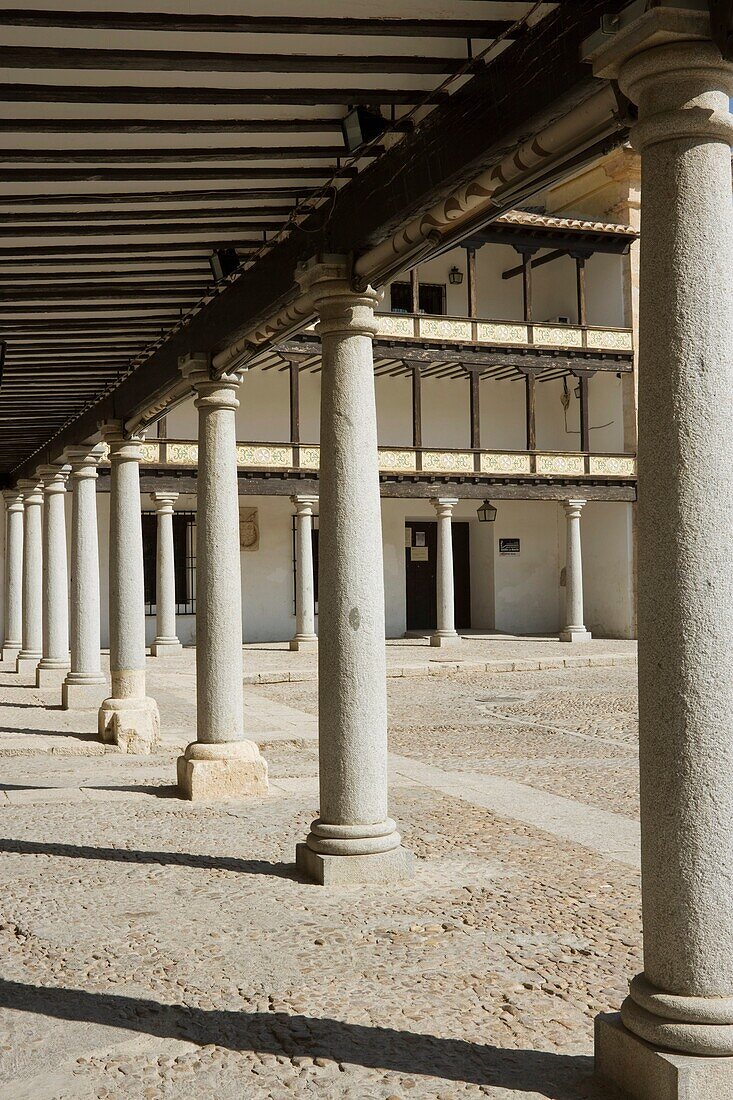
<box><xmin>0</xmin><ymin>647</ymin><xmax>641</xmax><ymax>1098</ymax></box>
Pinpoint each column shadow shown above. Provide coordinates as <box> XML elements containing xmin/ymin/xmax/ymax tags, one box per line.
<box><xmin>0</xmin><ymin>726</ymin><xmax>99</xmax><ymax>742</ymax></box>
<box><xmin>0</xmin><ymin>977</ymin><xmax>603</xmax><ymax>1097</ymax></box>
<box><xmin>0</xmin><ymin>837</ymin><xmax>300</xmax><ymax>880</ymax></box>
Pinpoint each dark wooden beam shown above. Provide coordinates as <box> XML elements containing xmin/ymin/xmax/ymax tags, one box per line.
<box><xmin>289</xmin><ymin>360</ymin><xmax>300</xmax><ymax>461</ymax></box>
<box><xmin>0</xmin><ymin>11</ymin><xmax>520</xmax><ymax>39</ymax></box>
<box><xmin>0</xmin><ymin>187</ymin><xmax>309</xmax><ymax>208</ymax></box>
<box><xmin>0</xmin><ymin>146</ymin><xmax>375</xmax><ymax>164</ymax></box>
<box><xmin>0</xmin><ymin>221</ymin><xmax>281</xmax><ymax>238</ymax></box>
<box><xmin>466</xmin><ymin>246</ymin><xmax>477</xmax><ymax>318</ymax></box>
<box><xmin>0</xmin><ymin>84</ymin><xmax>441</xmax><ymax>106</ymax></box>
<box><xmin>575</xmin><ymin>255</ymin><xmax>588</xmax><ymax>327</ymax></box>
<box><xmin>0</xmin><ymin>166</ymin><xmax>354</xmax><ymax>183</ymax></box>
<box><xmin>578</xmin><ymin>374</ymin><xmax>590</xmax><ymax>452</ymax></box>
<box><xmin>1</xmin><ymin>46</ymin><xmax>465</xmax><ymax>75</ymax></box>
<box><xmin>502</xmin><ymin>248</ymin><xmax>569</xmax><ymax>280</ymax></box>
<box><xmin>0</xmin><ymin>208</ymin><xmax>294</xmax><ymax>225</ymax></box>
<box><xmin>0</xmin><ymin>118</ymin><xmax>344</xmax><ymax>134</ymax></box>
<box><xmin>524</xmin><ymin>371</ymin><xmax>537</xmax><ymax>451</ymax></box>
<box><xmin>410</xmin><ymin>268</ymin><xmax>420</xmax><ymax>315</ymax></box>
<box><xmin>0</xmin><ymin>241</ymin><xmax>257</xmax><ymax>257</ymax></box>
<box><xmin>409</xmin><ymin>362</ymin><xmax>422</xmax><ymax>453</ymax></box>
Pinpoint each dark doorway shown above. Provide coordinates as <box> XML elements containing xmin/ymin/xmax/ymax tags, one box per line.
<box><xmin>405</xmin><ymin>520</ymin><xmax>471</xmax><ymax>631</ymax></box>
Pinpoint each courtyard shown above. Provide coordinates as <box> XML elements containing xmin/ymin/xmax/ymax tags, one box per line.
<box><xmin>0</xmin><ymin>641</ymin><xmax>638</xmax><ymax>1099</ymax></box>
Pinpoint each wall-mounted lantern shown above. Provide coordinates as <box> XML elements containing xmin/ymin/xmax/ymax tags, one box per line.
<box><xmin>477</xmin><ymin>500</ymin><xmax>498</xmax><ymax>523</ymax></box>
<box><xmin>448</xmin><ymin>265</ymin><xmax>464</xmax><ymax>285</ymax></box>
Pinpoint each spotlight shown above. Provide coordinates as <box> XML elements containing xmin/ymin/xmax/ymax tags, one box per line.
<box><xmin>210</xmin><ymin>248</ymin><xmax>240</xmax><ymax>283</ymax></box>
<box><xmin>341</xmin><ymin>106</ymin><xmax>388</xmax><ymax>153</ymax></box>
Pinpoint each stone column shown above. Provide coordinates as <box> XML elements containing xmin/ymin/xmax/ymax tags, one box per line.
<box><xmin>176</xmin><ymin>353</ymin><xmax>268</xmax><ymax>799</ymax></box>
<box><xmin>36</xmin><ymin>465</ymin><xmax>70</xmax><ymax>689</ymax></box>
<box><xmin>62</xmin><ymin>445</ymin><xmax>107</xmax><ymax>710</ymax></box>
<box><xmin>150</xmin><ymin>491</ymin><xmax>182</xmax><ymax>656</ymax></box>
<box><xmin>1</xmin><ymin>490</ymin><xmax>24</xmax><ymax>664</ymax></box>
<box><xmin>294</xmin><ymin>258</ymin><xmax>412</xmax><ymax>885</ymax></box>
<box><xmin>591</xmin><ymin>16</ymin><xmax>733</xmax><ymax>1100</ymax></box>
<box><xmin>290</xmin><ymin>494</ymin><xmax>318</xmax><ymax>652</ymax></box>
<box><xmin>559</xmin><ymin>499</ymin><xmax>591</xmax><ymax>643</ymax></box>
<box><xmin>430</xmin><ymin>497</ymin><xmax>459</xmax><ymax>647</ymax></box>
<box><xmin>98</xmin><ymin>425</ymin><xmax>160</xmax><ymax>753</ymax></box>
<box><xmin>15</xmin><ymin>479</ymin><xmax>43</xmax><ymax>678</ymax></box>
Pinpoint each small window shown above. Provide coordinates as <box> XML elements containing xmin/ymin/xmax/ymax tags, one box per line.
<box><xmin>389</xmin><ymin>281</ymin><xmax>446</xmax><ymax>315</ymax></box>
<box><xmin>142</xmin><ymin>511</ymin><xmax>197</xmax><ymax>616</ymax></box>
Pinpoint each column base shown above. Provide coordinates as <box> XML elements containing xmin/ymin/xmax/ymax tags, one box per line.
<box><xmin>595</xmin><ymin>1013</ymin><xmax>733</xmax><ymax>1100</ymax></box>
<box><xmin>559</xmin><ymin>628</ymin><xmax>592</xmax><ymax>643</ymax></box>
<box><xmin>150</xmin><ymin>638</ymin><xmax>183</xmax><ymax>656</ymax></box>
<box><xmin>62</xmin><ymin>676</ymin><xmax>108</xmax><ymax>711</ymax></box>
<box><xmin>430</xmin><ymin>631</ymin><xmax>460</xmax><ymax>648</ymax></box>
<box><xmin>36</xmin><ymin>662</ymin><xmax>70</xmax><ymax>690</ymax></box>
<box><xmin>177</xmin><ymin>740</ymin><xmax>269</xmax><ymax>801</ymax></box>
<box><xmin>296</xmin><ymin>842</ymin><xmax>413</xmax><ymax>885</ymax></box>
<box><xmin>99</xmin><ymin>695</ymin><xmax>160</xmax><ymax>754</ymax></box>
<box><xmin>1</xmin><ymin>643</ymin><xmax>21</xmax><ymax>665</ymax></box>
<box><xmin>15</xmin><ymin>652</ymin><xmax>41</xmax><ymax>677</ymax></box>
<box><xmin>289</xmin><ymin>635</ymin><xmax>318</xmax><ymax>652</ymax></box>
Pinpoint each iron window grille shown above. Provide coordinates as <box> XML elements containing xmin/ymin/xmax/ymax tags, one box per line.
<box><xmin>142</xmin><ymin>510</ymin><xmax>197</xmax><ymax>616</ymax></box>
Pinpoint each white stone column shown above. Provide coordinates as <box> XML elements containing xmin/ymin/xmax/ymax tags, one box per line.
<box><xmin>36</xmin><ymin>465</ymin><xmax>70</xmax><ymax>689</ymax></box>
<box><xmin>176</xmin><ymin>353</ymin><xmax>267</xmax><ymax>800</ymax></box>
<box><xmin>290</xmin><ymin>494</ymin><xmax>318</xmax><ymax>652</ymax></box>
<box><xmin>1</xmin><ymin>490</ymin><xmax>23</xmax><ymax>664</ymax></box>
<box><xmin>150</xmin><ymin>491</ymin><xmax>182</xmax><ymax>656</ymax></box>
<box><xmin>15</xmin><ymin>479</ymin><xmax>43</xmax><ymax>678</ymax></box>
<box><xmin>559</xmin><ymin>499</ymin><xmax>591</xmax><ymax>643</ymax></box>
<box><xmin>98</xmin><ymin>425</ymin><xmax>159</xmax><ymax>753</ymax></box>
<box><xmin>591</xmin><ymin>16</ymin><xmax>733</xmax><ymax>1100</ymax></box>
<box><xmin>430</xmin><ymin>497</ymin><xmax>459</xmax><ymax>647</ymax></box>
<box><xmin>62</xmin><ymin>444</ymin><xmax>107</xmax><ymax>710</ymax></box>
<box><xmin>294</xmin><ymin>258</ymin><xmax>412</xmax><ymax>885</ymax></box>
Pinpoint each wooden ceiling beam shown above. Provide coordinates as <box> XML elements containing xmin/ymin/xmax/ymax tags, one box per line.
<box><xmin>0</xmin><ymin>147</ymin><xmax>374</xmax><ymax>163</ymax></box>
<box><xmin>0</xmin><ymin>118</ymin><xmax>345</xmax><ymax>134</ymax></box>
<box><xmin>0</xmin><ymin>85</ymin><xmax>440</xmax><ymax>106</ymax></box>
<box><xmin>0</xmin><ymin>11</ymin><xmax>518</xmax><ymax>38</ymax></box>
<box><xmin>0</xmin><ymin>208</ymin><xmax>294</xmax><ymax>225</ymax></box>
<box><xmin>0</xmin><ymin>221</ymin><xmax>283</xmax><ymax>237</ymax></box>
<box><xmin>0</xmin><ymin>166</ymin><xmax>355</xmax><ymax>183</ymax></box>
<box><xmin>0</xmin><ymin>241</ymin><xmax>257</xmax><ymax>256</ymax></box>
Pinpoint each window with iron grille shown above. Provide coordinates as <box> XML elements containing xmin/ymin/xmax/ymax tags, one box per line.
<box><xmin>389</xmin><ymin>281</ymin><xmax>446</xmax><ymax>315</ymax></box>
<box><xmin>142</xmin><ymin>511</ymin><xmax>197</xmax><ymax>616</ymax></box>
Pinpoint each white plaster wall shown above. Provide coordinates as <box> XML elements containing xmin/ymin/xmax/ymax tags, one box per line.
<box><xmin>492</xmin><ymin>501</ymin><xmax>563</xmax><ymax>634</ymax></box>
<box><xmin>581</xmin><ymin>501</ymin><xmax>635</xmax><ymax>638</ymax></box>
<box><xmin>479</xmin><ymin>378</ymin><xmax>526</xmax><ymax>450</ymax></box>
<box><xmin>421</xmin><ymin>376</ymin><xmax>470</xmax><ymax>449</ymax></box>
<box><xmin>375</xmin><ymin>373</ymin><xmax>412</xmax><ymax>447</ymax></box>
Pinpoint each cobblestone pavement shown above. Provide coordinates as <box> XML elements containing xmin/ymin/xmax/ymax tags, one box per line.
<box><xmin>0</xmin><ymin>647</ymin><xmax>639</xmax><ymax>1099</ymax></box>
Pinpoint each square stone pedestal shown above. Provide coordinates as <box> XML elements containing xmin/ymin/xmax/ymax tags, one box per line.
<box><xmin>1</xmin><ymin>645</ymin><xmax>20</xmax><ymax>666</ymax></box>
<box><xmin>99</xmin><ymin>697</ymin><xmax>160</xmax><ymax>754</ymax></box>
<box><xmin>559</xmin><ymin>628</ymin><xmax>592</xmax><ymax>643</ymax></box>
<box><xmin>429</xmin><ymin>633</ymin><xmax>460</xmax><ymax>648</ymax></box>
<box><xmin>36</xmin><ymin>664</ymin><xmax>70</xmax><ymax>690</ymax></box>
<box><xmin>595</xmin><ymin>1013</ymin><xmax>733</xmax><ymax>1100</ymax></box>
<box><xmin>150</xmin><ymin>640</ymin><xmax>183</xmax><ymax>656</ymax></box>
<box><xmin>62</xmin><ymin>679</ymin><xmax>109</xmax><ymax>711</ymax></box>
<box><xmin>296</xmin><ymin>843</ymin><xmax>414</xmax><ymax>885</ymax></box>
<box><xmin>177</xmin><ymin>740</ymin><xmax>269</xmax><ymax>801</ymax></box>
<box><xmin>289</xmin><ymin>636</ymin><xmax>318</xmax><ymax>652</ymax></box>
<box><xmin>15</xmin><ymin>655</ymin><xmax>41</xmax><ymax>679</ymax></box>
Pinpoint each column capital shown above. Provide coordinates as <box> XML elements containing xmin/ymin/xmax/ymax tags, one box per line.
<box><xmin>590</xmin><ymin>14</ymin><xmax>733</xmax><ymax>151</ymax></box>
<box><xmin>17</xmin><ymin>478</ymin><xmax>43</xmax><ymax>505</ymax></box>
<box><xmin>3</xmin><ymin>489</ymin><xmax>24</xmax><ymax>511</ymax></box>
<box><xmin>291</xmin><ymin>494</ymin><xmax>318</xmax><ymax>514</ymax></box>
<box><xmin>563</xmin><ymin>498</ymin><xmax>587</xmax><ymax>516</ymax></box>
<box><xmin>37</xmin><ymin>464</ymin><xmax>70</xmax><ymax>493</ymax></box>
<box><xmin>296</xmin><ymin>255</ymin><xmax>380</xmax><ymax>339</ymax></box>
<box><xmin>99</xmin><ymin>420</ymin><xmax>147</xmax><ymax>463</ymax></box>
<box><xmin>150</xmin><ymin>491</ymin><xmax>178</xmax><ymax>513</ymax></box>
<box><xmin>430</xmin><ymin>497</ymin><xmax>459</xmax><ymax>516</ymax></box>
<box><xmin>64</xmin><ymin>442</ymin><xmax>106</xmax><ymax>478</ymax></box>
<box><xmin>179</xmin><ymin>351</ymin><xmax>244</xmax><ymax>408</ymax></box>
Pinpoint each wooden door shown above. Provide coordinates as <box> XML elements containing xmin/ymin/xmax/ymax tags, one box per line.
<box><xmin>405</xmin><ymin>520</ymin><xmax>471</xmax><ymax>631</ymax></box>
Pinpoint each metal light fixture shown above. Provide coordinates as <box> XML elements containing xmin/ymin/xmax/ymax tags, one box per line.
<box><xmin>341</xmin><ymin>106</ymin><xmax>388</xmax><ymax>153</ymax></box>
<box><xmin>477</xmin><ymin>500</ymin><xmax>498</xmax><ymax>523</ymax></box>
<box><xmin>210</xmin><ymin>247</ymin><xmax>240</xmax><ymax>282</ymax></box>
<box><xmin>448</xmin><ymin>265</ymin><xmax>464</xmax><ymax>285</ymax></box>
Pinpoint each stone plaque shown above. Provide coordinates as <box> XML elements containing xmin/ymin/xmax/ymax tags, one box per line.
<box><xmin>239</xmin><ymin>507</ymin><xmax>259</xmax><ymax>551</ymax></box>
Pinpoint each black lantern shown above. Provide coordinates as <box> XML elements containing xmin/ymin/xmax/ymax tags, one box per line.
<box><xmin>448</xmin><ymin>265</ymin><xmax>464</xmax><ymax>285</ymax></box>
<box><xmin>477</xmin><ymin>499</ymin><xmax>498</xmax><ymax>523</ymax></box>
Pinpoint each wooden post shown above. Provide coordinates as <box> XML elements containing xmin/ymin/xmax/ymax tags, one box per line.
<box><xmin>289</xmin><ymin>359</ymin><xmax>300</xmax><ymax>468</ymax></box>
<box><xmin>522</xmin><ymin>252</ymin><xmax>533</xmax><ymax>324</ymax></box>
<box><xmin>575</xmin><ymin>255</ymin><xmax>588</xmax><ymax>327</ymax></box>
<box><xmin>410</xmin><ymin>361</ymin><xmax>422</xmax><ymax>471</ymax></box>
<box><xmin>469</xmin><ymin>368</ymin><xmax>481</xmax><ymax>472</ymax></box>
<box><xmin>524</xmin><ymin>370</ymin><xmax>536</xmax><ymax>452</ymax></box>
<box><xmin>410</xmin><ymin>267</ymin><xmax>420</xmax><ymax>314</ymax></box>
<box><xmin>157</xmin><ymin>414</ymin><xmax>167</xmax><ymax>464</ymax></box>
<box><xmin>466</xmin><ymin>247</ymin><xmax>478</xmax><ymax>318</ymax></box>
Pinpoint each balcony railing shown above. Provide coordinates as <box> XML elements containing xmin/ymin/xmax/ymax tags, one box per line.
<box><xmin>127</xmin><ymin>440</ymin><xmax>636</xmax><ymax>480</ymax></box>
<box><xmin>304</xmin><ymin>312</ymin><xmax>634</xmax><ymax>353</ymax></box>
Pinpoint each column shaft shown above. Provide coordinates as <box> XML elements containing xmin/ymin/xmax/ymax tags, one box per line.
<box><xmin>430</xmin><ymin>497</ymin><xmax>459</xmax><ymax>647</ymax></box>
<box><xmin>150</xmin><ymin>491</ymin><xmax>182</xmax><ymax>655</ymax></box>
<box><xmin>2</xmin><ymin>491</ymin><xmax>23</xmax><ymax>662</ymax></box>
<box><xmin>559</xmin><ymin>499</ymin><xmax>591</xmax><ymax>643</ymax></box>
<box><xmin>16</xmin><ymin>479</ymin><xmax>44</xmax><ymax>677</ymax></box>
<box><xmin>294</xmin><ymin>260</ymin><xmax>412</xmax><ymax>885</ymax></box>
<box><xmin>591</xmin><ymin>22</ymin><xmax>733</xmax><ymax>1097</ymax></box>
<box><xmin>62</xmin><ymin>445</ymin><xmax>107</xmax><ymax>710</ymax></box>
<box><xmin>37</xmin><ymin>465</ymin><xmax>70</xmax><ymax>689</ymax></box>
<box><xmin>99</xmin><ymin>427</ymin><xmax>159</xmax><ymax>752</ymax></box>
<box><xmin>290</xmin><ymin>495</ymin><xmax>318</xmax><ymax>651</ymax></box>
<box><xmin>176</xmin><ymin>354</ymin><xmax>267</xmax><ymax>800</ymax></box>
